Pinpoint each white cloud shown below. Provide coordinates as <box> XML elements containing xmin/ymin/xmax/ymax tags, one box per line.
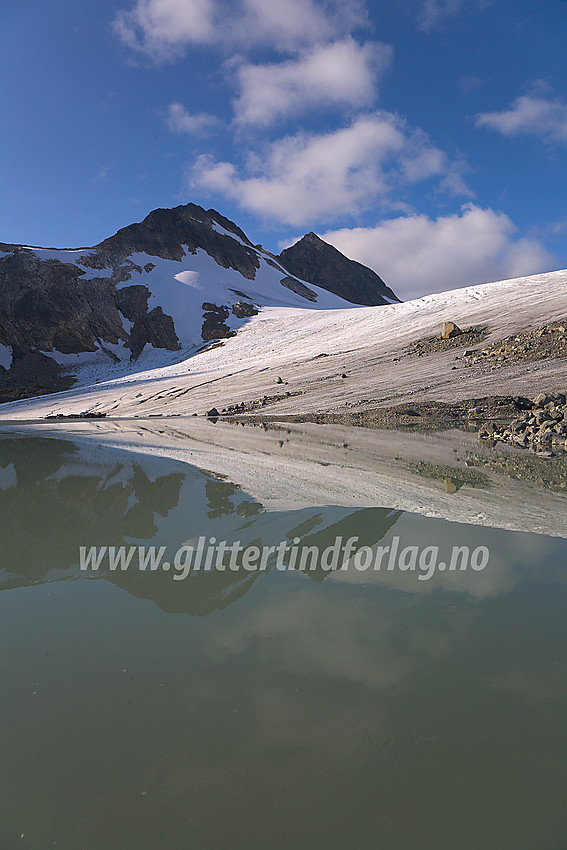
<box><xmin>231</xmin><ymin>0</ymin><xmax>367</xmax><ymax>52</ymax></box>
<box><xmin>419</xmin><ymin>0</ymin><xmax>463</xmax><ymax>30</ymax></box>
<box><xmin>190</xmin><ymin>112</ymin><xmax>468</xmax><ymax>227</ymax></box>
<box><xmin>417</xmin><ymin>0</ymin><xmax>492</xmax><ymax>32</ymax></box>
<box><xmin>114</xmin><ymin>0</ymin><xmax>217</xmax><ymax>59</ymax></box>
<box><xmin>114</xmin><ymin>0</ymin><xmax>367</xmax><ymax>60</ymax></box>
<box><xmin>417</xmin><ymin>0</ymin><xmax>488</xmax><ymax>31</ymax></box>
<box><xmin>321</xmin><ymin>205</ymin><xmax>555</xmax><ymax>299</ymax></box>
<box><xmin>475</xmin><ymin>94</ymin><xmax>567</xmax><ymax>144</ymax></box>
<box><xmin>167</xmin><ymin>102</ymin><xmax>221</xmax><ymax>135</ymax></box>
<box><xmin>232</xmin><ymin>39</ymin><xmax>392</xmax><ymax>128</ymax></box>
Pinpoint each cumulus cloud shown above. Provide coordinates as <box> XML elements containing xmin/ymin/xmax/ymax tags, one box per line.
<box><xmin>232</xmin><ymin>39</ymin><xmax>392</xmax><ymax>128</ymax></box>
<box><xmin>475</xmin><ymin>94</ymin><xmax>567</xmax><ymax>144</ymax></box>
<box><xmin>114</xmin><ymin>0</ymin><xmax>216</xmax><ymax>59</ymax></box>
<box><xmin>190</xmin><ymin>112</ymin><xmax>468</xmax><ymax>227</ymax></box>
<box><xmin>321</xmin><ymin>205</ymin><xmax>555</xmax><ymax>299</ymax></box>
<box><xmin>167</xmin><ymin>102</ymin><xmax>221</xmax><ymax>135</ymax></box>
<box><xmin>114</xmin><ymin>0</ymin><xmax>367</xmax><ymax>60</ymax></box>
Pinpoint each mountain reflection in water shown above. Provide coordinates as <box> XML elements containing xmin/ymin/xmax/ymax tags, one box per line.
<box><xmin>1</xmin><ymin>431</ymin><xmax>567</xmax><ymax>850</ymax></box>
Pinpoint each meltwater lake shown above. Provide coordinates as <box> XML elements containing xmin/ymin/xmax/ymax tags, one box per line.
<box><xmin>1</xmin><ymin>422</ymin><xmax>567</xmax><ymax>849</ymax></box>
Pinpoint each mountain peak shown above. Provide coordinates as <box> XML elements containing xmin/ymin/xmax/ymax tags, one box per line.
<box><xmin>95</xmin><ymin>203</ymin><xmax>260</xmax><ymax>278</ymax></box>
<box><xmin>279</xmin><ymin>233</ymin><xmax>399</xmax><ymax>306</ymax></box>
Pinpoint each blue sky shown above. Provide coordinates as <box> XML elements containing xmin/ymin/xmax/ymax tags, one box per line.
<box><xmin>1</xmin><ymin>0</ymin><xmax>566</xmax><ymax>298</ymax></box>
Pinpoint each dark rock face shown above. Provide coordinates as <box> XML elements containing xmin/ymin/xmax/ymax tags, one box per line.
<box><xmin>231</xmin><ymin>301</ymin><xmax>258</xmax><ymax>318</ymax></box>
<box><xmin>115</xmin><ymin>285</ymin><xmax>151</xmax><ymax>322</ymax></box>
<box><xmin>279</xmin><ymin>232</ymin><xmax>399</xmax><ymax>306</ymax></box>
<box><xmin>0</xmin><ymin>349</ymin><xmax>74</xmax><ymax>403</ymax></box>
<box><xmin>0</xmin><ymin>249</ymin><xmax>126</xmax><ymax>354</ymax></box>
<box><xmin>129</xmin><ymin>307</ymin><xmax>181</xmax><ymax>360</ymax></box>
<box><xmin>96</xmin><ymin>203</ymin><xmax>261</xmax><ymax>280</ymax></box>
<box><xmin>201</xmin><ymin>303</ymin><xmax>236</xmax><ymax>342</ymax></box>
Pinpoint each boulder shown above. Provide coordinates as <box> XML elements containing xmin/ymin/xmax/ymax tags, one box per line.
<box><xmin>441</xmin><ymin>321</ymin><xmax>462</xmax><ymax>339</ymax></box>
<box><xmin>533</xmin><ymin>392</ymin><xmax>566</xmax><ymax>408</ymax></box>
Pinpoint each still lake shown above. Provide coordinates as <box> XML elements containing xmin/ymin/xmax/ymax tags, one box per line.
<box><xmin>1</xmin><ymin>428</ymin><xmax>566</xmax><ymax>849</ymax></box>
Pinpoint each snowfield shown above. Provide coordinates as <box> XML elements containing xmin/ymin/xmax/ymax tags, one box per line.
<box><xmin>1</xmin><ymin>267</ymin><xmax>567</xmax><ymax>420</ymax></box>
<box><xmin>12</xmin><ymin>242</ymin><xmax>353</xmax><ymax>386</ymax></box>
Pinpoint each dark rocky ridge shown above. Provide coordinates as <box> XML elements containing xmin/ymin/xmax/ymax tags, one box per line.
<box><xmin>279</xmin><ymin>232</ymin><xmax>399</xmax><ymax>306</ymax></box>
<box><xmin>94</xmin><ymin>203</ymin><xmax>261</xmax><ymax>279</ymax></box>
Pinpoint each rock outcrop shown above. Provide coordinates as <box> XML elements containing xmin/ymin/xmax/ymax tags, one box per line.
<box><xmin>0</xmin><ymin>248</ymin><xmax>126</xmax><ymax>354</ymax></box>
<box><xmin>279</xmin><ymin>232</ymin><xmax>399</xmax><ymax>306</ymax></box>
<box><xmin>129</xmin><ymin>307</ymin><xmax>181</xmax><ymax>360</ymax></box>
<box><xmin>231</xmin><ymin>301</ymin><xmax>258</xmax><ymax>319</ymax></box>
<box><xmin>280</xmin><ymin>276</ymin><xmax>318</xmax><ymax>303</ymax></box>
<box><xmin>0</xmin><ymin>348</ymin><xmax>74</xmax><ymax>403</ymax></box>
<box><xmin>201</xmin><ymin>303</ymin><xmax>236</xmax><ymax>342</ymax></box>
<box><xmin>115</xmin><ymin>285</ymin><xmax>151</xmax><ymax>322</ymax></box>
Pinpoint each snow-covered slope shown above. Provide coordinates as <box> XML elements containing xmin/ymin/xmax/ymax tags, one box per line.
<box><xmin>2</xmin><ymin>267</ymin><xmax>567</xmax><ymax>420</ymax></box>
<box><xmin>27</xmin><ymin>244</ymin><xmax>351</xmax><ymax>382</ymax></box>
<box><xmin>0</xmin><ymin>204</ymin><xmax>370</xmax><ymax>399</ymax></box>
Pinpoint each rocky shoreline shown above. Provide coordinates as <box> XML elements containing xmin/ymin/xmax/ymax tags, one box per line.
<box><xmin>479</xmin><ymin>391</ymin><xmax>567</xmax><ymax>456</ymax></box>
<box><xmin>224</xmin><ymin>395</ymin><xmax>529</xmax><ymax>430</ymax></box>
<box><xmin>223</xmin><ymin>392</ymin><xmax>567</xmax><ymax>458</ymax></box>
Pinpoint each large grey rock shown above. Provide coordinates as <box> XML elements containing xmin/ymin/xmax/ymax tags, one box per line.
<box><xmin>441</xmin><ymin>321</ymin><xmax>462</xmax><ymax>339</ymax></box>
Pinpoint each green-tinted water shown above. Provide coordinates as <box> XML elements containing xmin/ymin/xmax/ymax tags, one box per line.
<box><xmin>1</xmin><ymin>432</ymin><xmax>566</xmax><ymax>849</ymax></box>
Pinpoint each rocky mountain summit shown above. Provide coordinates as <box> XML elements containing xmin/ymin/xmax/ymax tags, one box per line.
<box><xmin>0</xmin><ymin>203</ymin><xmax>396</xmax><ymax>402</ymax></box>
<box><xmin>280</xmin><ymin>232</ymin><xmax>399</xmax><ymax>306</ymax></box>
